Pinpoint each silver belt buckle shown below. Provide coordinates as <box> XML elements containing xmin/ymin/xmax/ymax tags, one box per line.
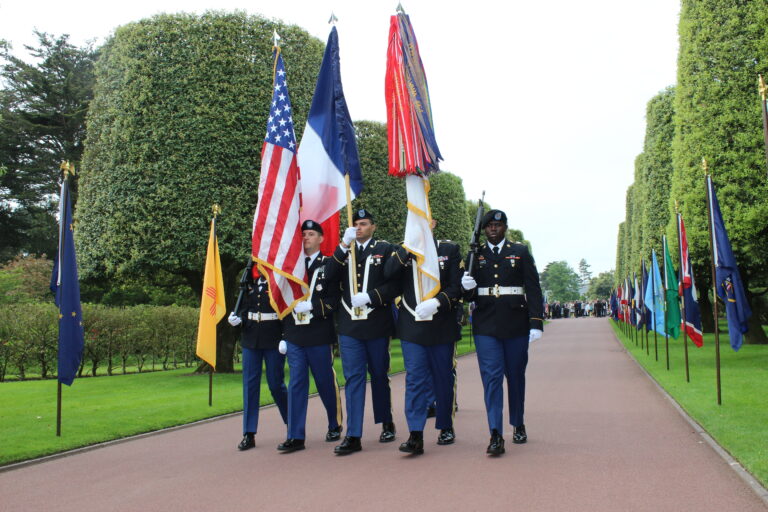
<box><xmin>493</xmin><ymin>284</ymin><xmax>500</xmax><ymax>298</ymax></box>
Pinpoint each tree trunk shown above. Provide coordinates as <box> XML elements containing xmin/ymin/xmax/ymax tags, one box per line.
<box><xmin>186</xmin><ymin>257</ymin><xmax>243</xmax><ymax>373</ymax></box>
<box><xmin>699</xmin><ymin>287</ymin><xmax>716</xmax><ymax>333</ymax></box>
<box><xmin>744</xmin><ymin>291</ymin><xmax>768</xmax><ymax>345</ymax></box>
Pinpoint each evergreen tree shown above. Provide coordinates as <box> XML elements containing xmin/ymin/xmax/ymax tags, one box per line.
<box><xmin>76</xmin><ymin>12</ymin><xmax>326</xmax><ymax>371</ymax></box>
<box><xmin>673</xmin><ymin>0</ymin><xmax>768</xmax><ymax>342</ymax></box>
<box><xmin>0</xmin><ymin>33</ymin><xmax>97</xmax><ymax>260</ymax></box>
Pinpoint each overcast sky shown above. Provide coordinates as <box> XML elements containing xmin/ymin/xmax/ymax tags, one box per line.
<box><xmin>1</xmin><ymin>0</ymin><xmax>681</xmax><ymax>276</ymax></box>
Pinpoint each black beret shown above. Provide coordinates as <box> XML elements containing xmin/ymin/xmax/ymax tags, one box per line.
<box><xmin>481</xmin><ymin>209</ymin><xmax>507</xmax><ymax>228</ymax></box>
<box><xmin>301</xmin><ymin>219</ymin><xmax>323</xmax><ymax>235</ymax></box>
<box><xmin>353</xmin><ymin>208</ymin><xmax>375</xmax><ymax>223</ymax></box>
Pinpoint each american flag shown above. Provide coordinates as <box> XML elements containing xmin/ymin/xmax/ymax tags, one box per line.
<box><xmin>252</xmin><ymin>50</ymin><xmax>308</xmax><ymax>318</ymax></box>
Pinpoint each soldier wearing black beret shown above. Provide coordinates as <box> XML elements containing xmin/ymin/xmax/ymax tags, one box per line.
<box><xmin>324</xmin><ymin>209</ymin><xmax>400</xmax><ymax>455</ymax></box>
<box><xmin>461</xmin><ymin>209</ymin><xmax>544</xmax><ymax>455</ymax></box>
<box><xmin>227</xmin><ymin>266</ymin><xmax>288</xmax><ymax>451</ymax></box>
<box><xmin>277</xmin><ymin>219</ymin><xmax>343</xmax><ymax>453</ymax></box>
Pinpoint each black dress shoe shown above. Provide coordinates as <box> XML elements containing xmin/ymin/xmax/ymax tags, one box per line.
<box><xmin>426</xmin><ymin>405</ymin><xmax>436</xmax><ymax>418</ymax></box>
<box><xmin>487</xmin><ymin>430</ymin><xmax>505</xmax><ymax>455</ymax></box>
<box><xmin>237</xmin><ymin>434</ymin><xmax>255</xmax><ymax>451</ymax></box>
<box><xmin>325</xmin><ymin>425</ymin><xmax>343</xmax><ymax>442</ymax></box>
<box><xmin>334</xmin><ymin>436</ymin><xmax>361</xmax><ymax>455</ymax></box>
<box><xmin>277</xmin><ymin>438</ymin><xmax>305</xmax><ymax>453</ymax></box>
<box><xmin>437</xmin><ymin>427</ymin><xmax>455</xmax><ymax>445</ymax></box>
<box><xmin>513</xmin><ymin>424</ymin><xmax>527</xmax><ymax>444</ymax></box>
<box><xmin>398</xmin><ymin>431</ymin><xmax>424</xmax><ymax>455</ymax></box>
<box><xmin>379</xmin><ymin>422</ymin><xmax>396</xmax><ymax>443</ymax></box>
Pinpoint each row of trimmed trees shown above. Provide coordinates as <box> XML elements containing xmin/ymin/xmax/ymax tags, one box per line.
<box><xmin>2</xmin><ymin>12</ymin><xmax>521</xmax><ymax>371</ymax></box>
<box><xmin>0</xmin><ymin>304</ymin><xmax>198</xmax><ymax>381</ymax></box>
<box><xmin>615</xmin><ymin>0</ymin><xmax>768</xmax><ymax>343</ymax></box>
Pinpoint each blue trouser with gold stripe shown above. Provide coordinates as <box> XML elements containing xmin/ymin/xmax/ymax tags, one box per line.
<box><xmin>285</xmin><ymin>342</ymin><xmax>342</xmax><ymax>440</ymax></box>
<box><xmin>401</xmin><ymin>340</ymin><xmax>455</xmax><ymax>432</ymax></box>
<box><xmin>339</xmin><ymin>335</ymin><xmax>393</xmax><ymax>437</ymax></box>
<box><xmin>474</xmin><ymin>334</ymin><xmax>529</xmax><ymax>434</ymax></box>
<box><xmin>242</xmin><ymin>347</ymin><xmax>288</xmax><ymax>434</ymax></box>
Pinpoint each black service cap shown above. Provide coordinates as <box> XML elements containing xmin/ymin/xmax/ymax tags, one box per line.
<box><xmin>353</xmin><ymin>208</ymin><xmax>375</xmax><ymax>223</ymax></box>
<box><xmin>481</xmin><ymin>209</ymin><xmax>507</xmax><ymax>228</ymax></box>
<box><xmin>301</xmin><ymin>219</ymin><xmax>323</xmax><ymax>235</ymax></box>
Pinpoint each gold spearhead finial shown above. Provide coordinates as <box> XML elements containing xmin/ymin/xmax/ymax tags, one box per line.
<box><xmin>674</xmin><ymin>199</ymin><xmax>679</xmax><ymax>213</ymax></box>
<box><xmin>396</xmin><ymin>3</ymin><xmax>406</xmax><ymax>14</ymax></box>
<box><xmin>212</xmin><ymin>204</ymin><xmax>221</xmax><ymax>216</ymax></box>
<box><xmin>328</xmin><ymin>12</ymin><xmax>338</xmax><ymax>25</ymax></box>
<box><xmin>273</xmin><ymin>30</ymin><xmax>281</xmax><ymax>48</ymax></box>
<box><xmin>60</xmin><ymin>161</ymin><xmax>76</xmax><ymax>178</ymax></box>
<box><xmin>701</xmin><ymin>158</ymin><xmax>709</xmax><ymax>175</ymax></box>
<box><xmin>760</xmin><ymin>74</ymin><xmax>767</xmax><ymax>102</ymax></box>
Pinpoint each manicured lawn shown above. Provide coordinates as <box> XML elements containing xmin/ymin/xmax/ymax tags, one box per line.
<box><xmin>0</xmin><ymin>329</ymin><xmax>476</xmax><ymax>466</ymax></box>
<box><xmin>610</xmin><ymin>320</ymin><xmax>768</xmax><ymax>487</ymax></box>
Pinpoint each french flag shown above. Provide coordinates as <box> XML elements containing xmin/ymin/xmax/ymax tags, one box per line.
<box><xmin>297</xmin><ymin>26</ymin><xmax>363</xmax><ymax>255</ymax></box>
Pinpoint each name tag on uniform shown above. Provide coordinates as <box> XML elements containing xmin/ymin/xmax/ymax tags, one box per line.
<box><xmin>506</xmin><ymin>255</ymin><xmax>520</xmax><ymax>268</ymax></box>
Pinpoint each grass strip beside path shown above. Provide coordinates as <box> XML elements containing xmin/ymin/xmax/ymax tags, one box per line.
<box><xmin>610</xmin><ymin>320</ymin><xmax>768</xmax><ymax>488</ymax></box>
<box><xmin>0</xmin><ymin>330</ymin><xmax>477</xmax><ymax>466</ymax></box>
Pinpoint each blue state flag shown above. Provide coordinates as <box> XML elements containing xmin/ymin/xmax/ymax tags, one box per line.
<box><xmin>642</xmin><ymin>259</ymin><xmax>651</xmax><ymax>331</ymax></box>
<box><xmin>707</xmin><ymin>176</ymin><xmax>751</xmax><ymax>351</ymax></box>
<box><xmin>50</xmin><ymin>178</ymin><xmax>84</xmax><ymax>386</ymax></box>
<box><xmin>644</xmin><ymin>250</ymin><xmax>666</xmax><ymax>336</ymax></box>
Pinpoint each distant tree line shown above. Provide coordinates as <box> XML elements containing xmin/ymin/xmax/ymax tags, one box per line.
<box><xmin>615</xmin><ymin>0</ymin><xmax>768</xmax><ymax>344</ymax></box>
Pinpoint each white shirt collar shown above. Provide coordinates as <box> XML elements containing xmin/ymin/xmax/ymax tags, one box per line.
<box><xmin>305</xmin><ymin>250</ymin><xmax>321</xmax><ymax>268</ymax></box>
<box><xmin>488</xmin><ymin>239</ymin><xmax>505</xmax><ymax>252</ymax></box>
<box><xmin>357</xmin><ymin>238</ymin><xmax>372</xmax><ymax>252</ymax></box>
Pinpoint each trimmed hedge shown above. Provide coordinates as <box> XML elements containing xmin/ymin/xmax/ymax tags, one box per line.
<box><xmin>0</xmin><ymin>304</ymin><xmax>199</xmax><ymax>381</ymax></box>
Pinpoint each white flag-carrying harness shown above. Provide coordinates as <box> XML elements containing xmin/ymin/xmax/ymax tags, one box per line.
<box><xmin>403</xmin><ymin>175</ymin><xmax>440</xmax><ymax>302</ymax></box>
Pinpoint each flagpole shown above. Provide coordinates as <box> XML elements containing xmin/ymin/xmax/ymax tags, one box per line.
<box><xmin>344</xmin><ymin>174</ymin><xmax>360</xmax><ymax>305</ymax></box>
<box><xmin>639</xmin><ymin>263</ymin><xmax>645</xmax><ymax>350</ymax></box>
<box><xmin>662</xmin><ymin>236</ymin><xmax>670</xmax><ymax>371</ymax></box>
<box><xmin>209</xmin><ymin>204</ymin><xmax>220</xmax><ymax>407</ymax></box>
<box><xmin>675</xmin><ymin>209</ymin><xmax>690</xmax><ymax>383</ymax></box>
<box><xmin>651</xmin><ymin>257</ymin><xmax>658</xmax><ymax>361</ymax></box>
<box><xmin>759</xmin><ymin>75</ymin><xmax>768</xmax><ymax>177</ymax></box>
<box><xmin>703</xmin><ymin>164</ymin><xmax>722</xmax><ymax>405</ymax></box>
<box><xmin>56</xmin><ymin>161</ymin><xmax>72</xmax><ymax>437</ymax></box>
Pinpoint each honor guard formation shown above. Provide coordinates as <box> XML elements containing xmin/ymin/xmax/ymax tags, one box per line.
<box><xmin>229</xmin><ymin>208</ymin><xmax>545</xmax><ymax>456</ymax></box>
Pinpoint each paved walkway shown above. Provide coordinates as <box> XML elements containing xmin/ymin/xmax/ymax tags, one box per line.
<box><xmin>1</xmin><ymin>318</ymin><xmax>766</xmax><ymax>512</ymax></box>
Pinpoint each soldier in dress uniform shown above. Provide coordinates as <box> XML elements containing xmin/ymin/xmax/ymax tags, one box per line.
<box><xmin>461</xmin><ymin>209</ymin><xmax>544</xmax><ymax>456</ymax></box>
<box><xmin>324</xmin><ymin>209</ymin><xmax>400</xmax><ymax>455</ymax></box>
<box><xmin>276</xmin><ymin>220</ymin><xmax>343</xmax><ymax>453</ymax></box>
<box><xmin>385</xmin><ymin>235</ymin><xmax>462</xmax><ymax>455</ymax></box>
<box><xmin>228</xmin><ymin>266</ymin><xmax>288</xmax><ymax>451</ymax></box>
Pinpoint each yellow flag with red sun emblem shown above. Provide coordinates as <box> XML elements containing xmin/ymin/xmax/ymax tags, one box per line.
<box><xmin>196</xmin><ymin>217</ymin><xmax>226</xmax><ymax>369</ymax></box>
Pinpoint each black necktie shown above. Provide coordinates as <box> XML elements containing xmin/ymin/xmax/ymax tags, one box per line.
<box><xmin>493</xmin><ymin>246</ymin><xmax>500</xmax><ymax>256</ymax></box>
<box><xmin>305</xmin><ymin>256</ymin><xmax>311</xmax><ymax>272</ymax></box>
<box><xmin>358</xmin><ymin>244</ymin><xmax>364</xmax><ymax>253</ymax></box>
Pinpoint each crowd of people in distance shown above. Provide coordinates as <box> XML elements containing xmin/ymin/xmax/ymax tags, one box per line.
<box><xmin>545</xmin><ymin>299</ymin><xmax>608</xmax><ymax>319</ymax></box>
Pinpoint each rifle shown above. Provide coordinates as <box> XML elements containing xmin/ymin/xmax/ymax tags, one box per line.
<box><xmin>232</xmin><ymin>259</ymin><xmax>255</xmax><ymax>316</ymax></box>
<box><xmin>466</xmin><ymin>191</ymin><xmax>486</xmax><ymax>276</ymax></box>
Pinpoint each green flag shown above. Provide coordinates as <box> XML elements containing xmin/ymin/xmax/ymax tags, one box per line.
<box><xmin>663</xmin><ymin>236</ymin><xmax>681</xmax><ymax>338</ymax></box>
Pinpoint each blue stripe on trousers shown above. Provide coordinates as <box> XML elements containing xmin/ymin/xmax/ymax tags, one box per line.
<box><xmin>286</xmin><ymin>342</ymin><xmax>341</xmax><ymax>440</ymax></box>
<box><xmin>474</xmin><ymin>334</ymin><xmax>529</xmax><ymax>434</ymax></box>
<box><xmin>242</xmin><ymin>347</ymin><xmax>288</xmax><ymax>434</ymax></box>
<box><xmin>401</xmin><ymin>340</ymin><xmax>455</xmax><ymax>432</ymax></box>
<box><xmin>339</xmin><ymin>335</ymin><xmax>393</xmax><ymax>437</ymax></box>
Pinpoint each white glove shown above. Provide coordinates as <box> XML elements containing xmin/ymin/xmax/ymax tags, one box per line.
<box><xmin>228</xmin><ymin>312</ymin><xmax>242</xmax><ymax>327</ymax></box>
<box><xmin>342</xmin><ymin>227</ymin><xmax>357</xmax><ymax>246</ymax></box>
<box><xmin>415</xmin><ymin>298</ymin><xmax>440</xmax><ymax>319</ymax></box>
<box><xmin>278</xmin><ymin>340</ymin><xmax>287</xmax><ymax>354</ymax></box>
<box><xmin>294</xmin><ymin>300</ymin><xmax>313</xmax><ymax>314</ymax></box>
<box><xmin>351</xmin><ymin>292</ymin><xmax>371</xmax><ymax>308</ymax></box>
<box><xmin>461</xmin><ymin>272</ymin><xmax>477</xmax><ymax>291</ymax></box>
<box><xmin>529</xmin><ymin>329</ymin><xmax>543</xmax><ymax>343</ymax></box>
